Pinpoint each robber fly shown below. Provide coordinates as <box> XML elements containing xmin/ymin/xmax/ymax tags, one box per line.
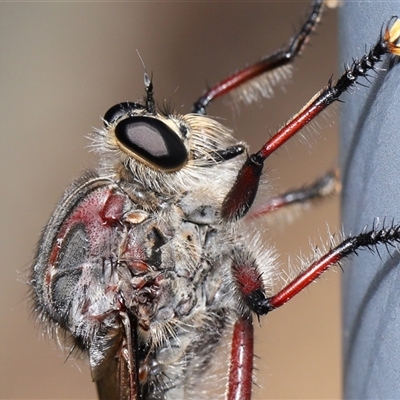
<box><xmin>30</xmin><ymin>1</ymin><xmax>400</xmax><ymax>399</ymax></box>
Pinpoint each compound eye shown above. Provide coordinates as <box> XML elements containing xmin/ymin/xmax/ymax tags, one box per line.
<box><xmin>115</xmin><ymin>116</ymin><xmax>188</xmax><ymax>171</ymax></box>
<box><xmin>103</xmin><ymin>102</ymin><xmax>144</xmax><ymax>126</ymax></box>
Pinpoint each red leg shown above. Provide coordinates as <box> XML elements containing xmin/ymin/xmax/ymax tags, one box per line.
<box><xmin>265</xmin><ymin>224</ymin><xmax>400</xmax><ymax>314</ymax></box>
<box><xmin>221</xmin><ymin>19</ymin><xmax>400</xmax><ymax>221</ymax></box>
<box><xmin>193</xmin><ymin>0</ymin><xmax>324</xmax><ymax>114</ymax></box>
<box><xmin>227</xmin><ymin>315</ymin><xmax>254</xmax><ymax>400</ymax></box>
<box><xmin>247</xmin><ymin>169</ymin><xmax>339</xmax><ymax>220</ymax></box>
<box><xmin>230</xmin><ymin>224</ymin><xmax>400</xmax><ymax>317</ymax></box>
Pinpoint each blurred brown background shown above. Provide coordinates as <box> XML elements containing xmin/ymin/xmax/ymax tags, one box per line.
<box><xmin>0</xmin><ymin>2</ymin><xmax>340</xmax><ymax>399</ymax></box>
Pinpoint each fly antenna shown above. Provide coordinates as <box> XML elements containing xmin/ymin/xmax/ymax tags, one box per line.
<box><xmin>136</xmin><ymin>49</ymin><xmax>156</xmax><ymax>114</ymax></box>
<box><xmin>144</xmin><ymin>71</ymin><xmax>156</xmax><ymax>115</ymax></box>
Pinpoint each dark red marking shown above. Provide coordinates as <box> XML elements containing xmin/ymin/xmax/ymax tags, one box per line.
<box><xmin>99</xmin><ymin>191</ymin><xmax>127</xmax><ymax>225</ymax></box>
<box><xmin>45</xmin><ymin>187</ymin><xmax>130</xmax><ymax>307</ymax></box>
<box><xmin>221</xmin><ymin>156</ymin><xmax>263</xmax><ymax>220</ymax></box>
<box><xmin>232</xmin><ymin>262</ymin><xmax>263</xmax><ymax>297</ymax></box>
<box><xmin>227</xmin><ymin>316</ymin><xmax>254</xmax><ymax>400</ymax></box>
<box><xmin>119</xmin><ymin>231</ymin><xmax>148</xmax><ymax>273</ymax></box>
<box><xmin>48</xmin><ymin>188</ymin><xmax>127</xmax><ymax>268</ymax></box>
<box><xmin>128</xmin><ymin>261</ymin><xmax>149</xmax><ymax>273</ymax></box>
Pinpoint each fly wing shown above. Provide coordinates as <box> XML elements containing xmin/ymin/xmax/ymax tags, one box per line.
<box><xmin>94</xmin><ymin>353</ymin><xmax>135</xmax><ymax>400</ymax></box>
<box><xmin>94</xmin><ymin>356</ymin><xmax>122</xmax><ymax>400</ymax></box>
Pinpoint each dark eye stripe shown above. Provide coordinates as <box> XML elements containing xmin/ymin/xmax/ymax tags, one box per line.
<box><xmin>103</xmin><ymin>102</ymin><xmax>145</xmax><ymax>126</ymax></box>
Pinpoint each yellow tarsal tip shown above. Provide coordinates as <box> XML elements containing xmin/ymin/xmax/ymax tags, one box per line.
<box><xmin>387</xmin><ymin>18</ymin><xmax>400</xmax><ymax>56</ymax></box>
<box><xmin>324</xmin><ymin>0</ymin><xmax>343</xmax><ymax>9</ymax></box>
